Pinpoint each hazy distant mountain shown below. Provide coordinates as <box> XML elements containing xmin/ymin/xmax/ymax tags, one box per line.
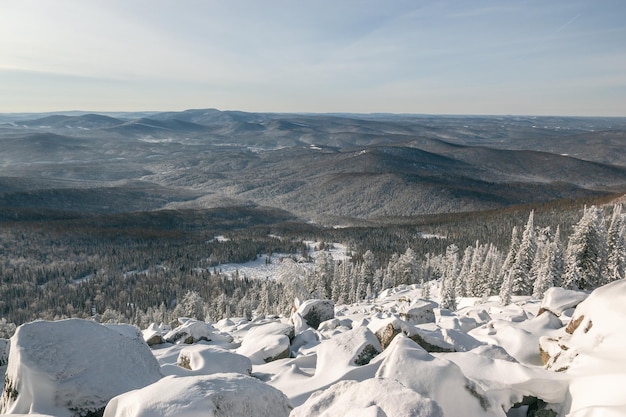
<box><xmin>1</xmin><ymin>109</ymin><xmax>625</xmax><ymax>221</ymax></box>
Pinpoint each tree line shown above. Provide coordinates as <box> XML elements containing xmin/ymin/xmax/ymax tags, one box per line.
<box><xmin>0</xmin><ymin>198</ymin><xmax>623</xmax><ymax>334</ymax></box>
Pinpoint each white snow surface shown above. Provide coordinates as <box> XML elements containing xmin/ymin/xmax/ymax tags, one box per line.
<box><xmin>543</xmin><ymin>279</ymin><xmax>626</xmax><ymax>416</ymax></box>
<box><xmin>1</xmin><ymin>318</ymin><xmax>162</xmax><ymax>416</ymax></box>
<box><xmin>104</xmin><ymin>373</ymin><xmax>292</xmax><ymax>417</ymax></box>
<box><xmin>4</xmin><ymin>280</ymin><xmax>626</xmax><ymax>416</ymax></box>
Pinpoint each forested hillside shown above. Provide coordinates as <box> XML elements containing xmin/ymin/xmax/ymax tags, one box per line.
<box><xmin>0</xmin><ymin>193</ymin><xmax>622</xmax><ymax>334</ymax></box>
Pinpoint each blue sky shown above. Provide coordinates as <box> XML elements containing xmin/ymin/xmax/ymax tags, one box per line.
<box><xmin>1</xmin><ymin>0</ymin><xmax>625</xmax><ymax>115</ymax></box>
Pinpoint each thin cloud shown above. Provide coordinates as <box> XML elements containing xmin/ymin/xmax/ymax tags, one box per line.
<box><xmin>556</xmin><ymin>13</ymin><xmax>581</xmax><ymax>32</ymax></box>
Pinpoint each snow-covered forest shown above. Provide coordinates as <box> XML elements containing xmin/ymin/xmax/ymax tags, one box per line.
<box><xmin>1</xmin><ymin>198</ymin><xmax>625</xmax><ymax>416</ymax></box>
<box><xmin>0</xmin><ymin>202</ymin><xmax>623</xmax><ymax>335</ymax></box>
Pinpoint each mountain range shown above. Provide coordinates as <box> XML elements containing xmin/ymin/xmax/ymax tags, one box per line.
<box><xmin>1</xmin><ymin>109</ymin><xmax>626</xmax><ymax>222</ymax></box>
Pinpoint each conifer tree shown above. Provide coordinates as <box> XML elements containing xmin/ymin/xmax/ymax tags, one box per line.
<box><xmin>510</xmin><ymin>211</ymin><xmax>537</xmax><ymax>295</ymax></box>
<box><xmin>499</xmin><ymin>270</ymin><xmax>513</xmax><ymax>305</ymax></box>
<box><xmin>563</xmin><ymin>206</ymin><xmax>607</xmax><ymax>290</ymax></box>
<box><xmin>397</xmin><ymin>248</ymin><xmax>418</xmax><ymax>286</ymax></box>
<box><xmin>501</xmin><ymin>226</ymin><xmax>520</xmax><ymax>283</ymax></box>
<box><xmin>606</xmin><ymin>204</ymin><xmax>625</xmax><ymax>283</ymax></box>
<box><xmin>441</xmin><ymin>244</ymin><xmax>459</xmax><ymax>310</ymax></box>
<box><xmin>533</xmin><ymin>226</ymin><xmax>563</xmax><ymax>298</ymax></box>
<box><xmin>456</xmin><ymin>246</ymin><xmax>474</xmax><ymax>297</ymax></box>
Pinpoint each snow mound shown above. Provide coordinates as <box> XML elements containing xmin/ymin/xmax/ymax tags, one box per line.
<box><xmin>163</xmin><ymin>319</ymin><xmax>232</xmax><ymax>345</ymax></box>
<box><xmin>291</xmin><ymin>377</ymin><xmax>444</xmax><ymax>417</ymax></box>
<box><xmin>316</xmin><ymin>326</ymin><xmax>382</xmax><ymax>376</ymax></box>
<box><xmin>541</xmin><ymin>279</ymin><xmax>626</xmax><ymax>415</ymax></box>
<box><xmin>376</xmin><ymin>334</ymin><xmax>504</xmax><ymax>417</ymax></box>
<box><xmin>1</xmin><ymin>318</ymin><xmax>162</xmax><ymax>417</ymax></box>
<box><xmin>470</xmin><ymin>309</ymin><xmax>564</xmax><ymax>365</ymax></box>
<box><xmin>236</xmin><ymin>322</ymin><xmax>292</xmax><ymax>364</ymax></box>
<box><xmin>160</xmin><ymin>344</ymin><xmax>252</xmax><ymax>376</ymax></box>
<box><xmin>442</xmin><ymin>350</ymin><xmax>568</xmax><ymax>413</ymax></box>
<box><xmin>539</xmin><ymin>287</ymin><xmax>588</xmax><ymax>317</ymax></box>
<box><xmin>399</xmin><ymin>298</ymin><xmax>437</xmax><ymax>325</ymax></box>
<box><xmin>293</xmin><ymin>299</ymin><xmax>334</xmax><ymax>330</ymax></box>
<box><xmin>104</xmin><ymin>373</ymin><xmax>292</xmax><ymax>417</ymax></box>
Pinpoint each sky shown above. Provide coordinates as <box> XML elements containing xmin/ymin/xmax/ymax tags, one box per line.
<box><xmin>1</xmin><ymin>0</ymin><xmax>625</xmax><ymax>116</ymax></box>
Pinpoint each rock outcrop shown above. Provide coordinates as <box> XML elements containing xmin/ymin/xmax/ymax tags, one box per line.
<box><xmin>0</xmin><ymin>319</ymin><xmax>162</xmax><ymax>417</ymax></box>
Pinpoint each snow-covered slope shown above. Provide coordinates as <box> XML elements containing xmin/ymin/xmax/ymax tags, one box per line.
<box><xmin>5</xmin><ymin>280</ymin><xmax>626</xmax><ymax>416</ymax></box>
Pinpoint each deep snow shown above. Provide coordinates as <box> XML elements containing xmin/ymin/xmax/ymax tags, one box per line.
<box><xmin>3</xmin><ymin>275</ymin><xmax>626</xmax><ymax>416</ymax></box>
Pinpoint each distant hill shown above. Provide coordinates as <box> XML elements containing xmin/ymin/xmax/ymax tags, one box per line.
<box><xmin>1</xmin><ymin>109</ymin><xmax>626</xmax><ymax>221</ymax></box>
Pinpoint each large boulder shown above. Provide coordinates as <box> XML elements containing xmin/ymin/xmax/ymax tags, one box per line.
<box><xmin>172</xmin><ymin>344</ymin><xmax>252</xmax><ymax>376</ymax></box>
<box><xmin>315</xmin><ymin>326</ymin><xmax>382</xmax><ymax>377</ymax></box>
<box><xmin>0</xmin><ymin>319</ymin><xmax>162</xmax><ymax>417</ymax></box>
<box><xmin>104</xmin><ymin>373</ymin><xmax>292</xmax><ymax>417</ymax></box>
<box><xmin>540</xmin><ymin>280</ymin><xmax>626</xmax><ymax>415</ymax></box>
<box><xmin>376</xmin><ymin>334</ymin><xmax>504</xmax><ymax>417</ymax></box>
<box><xmin>538</xmin><ymin>287</ymin><xmax>588</xmax><ymax>317</ymax></box>
<box><xmin>236</xmin><ymin>322</ymin><xmax>293</xmax><ymax>364</ymax></box>
<box><xmin>369</xmin><ymin>317</ymin><xmax>456</xmax><ymax>352</ymax></box>
<box><xmin>291</xmin><ymin>377</ymin><xmax>443</xmax><ymax>417</ymax></box>
<box><xmin>293</xmin><ymin>299</ymin><xmax>334</xmax><ymax>330</ymax></box>
<box><xmin>163</xmin><ymin>319</ymin><xmax>232</xmax><ymax>345</ymax></box>
<box><xmin>399</xmin><ymin>299</ymin><xmax>437</xmax><ymax>325</ymax></box>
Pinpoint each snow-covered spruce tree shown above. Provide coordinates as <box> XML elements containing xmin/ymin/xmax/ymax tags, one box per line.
<box><xmin>173</xmin><ymin>290</ymin><xmax>205</xmax><ymax>321</ymax></box>
<box><xmin>483</xmin><ymin>243</ymin><xmax>502</xmax><ymax>297</ymax></box>
<box><xmin>500</xmin><ymin>226</ymin><xmax>520</xmax><ymax>284</ymax></box>
<box><xmin>314</xmin><ymin>251</ymin><xmax>335</xmax><ymax>299</ymax></box>
<box><xmin>510</xmin><ymin>211</ymin><xmax>537</xmax><ymax>296</ymax></box>
<box><xmin>384</xmin><ymin>253</ymin><xmax>400</xmax><ymax>289</ymax></box>
<box><xmin>563</xmin><ymin>206</ymin><xmax>608</xmax><ymax>290</ymax></box>
<box><xmin>533</xmin><ymin>226</ymin><xmax>564</xmax><ymax>298</ymax></box>
<box><xmin>466</xmin><ymin>242</ymin><xmax>487</xmax><ymax>297</ymax></box>
<box><xmin>397</xmin><ymin>248</ymin><xmax>418</xmax><ymax>286</ymax></box>
<box><xmin>456</xmin><ymin>246</ymin><xmax>474</xmax><ymax>297</ymax></box>
<box><xmin>606</xmin><ymin>204</ymin><xmax>625</xmax><ymax>283</ymax></box>
<box><xmin>499</xmin><ymin>270</ymin><xmax>513</xmax><ymax>305</ymax></box>
<box><xmin>440</xmin><ymin>244</ymin><xmax>459</xmax><ymax>310</ymax></box>
<box><xmin>421</xmin><ymin>276</ymin><xmax>430</xmax><ymax>299</ymax></box>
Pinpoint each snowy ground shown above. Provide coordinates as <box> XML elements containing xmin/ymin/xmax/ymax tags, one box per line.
<box><xmin>209</xmin><ymin>240</ymin><xmax>351</xmax><ymax>280</ymax></box>
<box><xmin>2</xmin><ymin>252</ymin><xmax>626</xmax><ymax>416</ymax></box>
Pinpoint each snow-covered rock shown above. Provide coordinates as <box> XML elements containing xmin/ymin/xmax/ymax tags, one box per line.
<box><xmin>104</xmin><ymin>373</ymin><xmax>292</xmax><ymax>417</ymax></box>
<box><xmin>399</xmin><ymin>298</ymin><xmax>437</xmax><ymax>324</ymax></box>
<box><xmin>163</xmin><ymin>319</ymin><xmax>232</xmax><ymax>345</ymax></box>
<box><xmin>470</xmin><ymin>309</ymin><xmax>564</xmax><ymax>365</ymax></box>
<box><xmin>0</xmin><ymin>318</ymin><xmax>162</xmax><ymax>417</ymax></box>
<box><xmin>316</xmin><ymin>326</ymin><xmax>382</xmax><ymax>376</ymax></box>
<box><xmin>538</xmin><ymin>287</ymin><xmax>588</xmax><ymax>317</ymax></box>
<box><xmin>376</xmin><ymin>334</ymin><xmax>504</xmax><ymax>417</ymax></box>
<box><xmin>541</xmin><ymin>279</ymin><xmax>626</xmax><ymax>415</ymax></box>
<box><xmin>293</xmin><ymin>299</ymin><xmax>334</xmax><ymax>330</ymax></box>
<box><xmin>290</xmin><ymin>377</ymin><xmax>444</xmax><ymax>417</ymax></box>
<box><xmin>442</xmin><ymin>350</ymin><xmax>568</xmax><ymax>414</ymax></box>
<box><xmin>237</xmin><ymin>322</ymin><xmax>292</xmax><ymax>364</ymax></box>
<box><xmin>369</xmin><ymin>317</ymin><xmax>456</xmax><ymax>352</ymax></box>
<box><xmin>169</xmin><ymin>344</ymin><xmax>251</xmax><ymax>376</ymax></box>
<box><xmin>142</xmin><ymin>323</ymin><xmax>166</xmax><ymax>346</ymax></box>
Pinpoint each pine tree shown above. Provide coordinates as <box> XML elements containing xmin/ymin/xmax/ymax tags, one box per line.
<box><xmin>606</xmin><ymin>204</ymin><xmax>625</xmax><ymax>283</ymax></box>
<box><xmin>563</xmin><ymin>206</ymin><xmax>607</xmax><ymax>290</ymax></box>
<box><xmin>510</xmin><ymin>211</ymin><xmax>537</xmax><ymax>295</ymax></box>
<box><xmin>532</xmin><ymin>226</ymin><xmax>564</xmax><ymax>298</ymax></box>
<box><xmin>456</xmin><ymin>246</ymin><xmax>474</xmax><ymax>297</ymax></box>
<box><xmin>482</xmin><ymin>244</ymin><xmax>502</xmax><ymax>297</ymax></box>
<box><xmin>384</xmin><ymin>253</ymin><xmax>400</xmax><ymax>288</ymax></box>
<box><xmin>466</xmin><ymin>242</ymin><xmax>486</xmax><ymax>297</ymax></box>
<box><xmin>500</xmin><ymin>226</ymin><xmax>520</xmax><ymax>285</ymax></box>
<box><xmin>499</xmin><ymin>270</ymin><xmax>513</xmax><ymax>305</ymax></box>
<box><xmin>441</xmin><ymin>244</ymin><xmax>459</xmax><ymax>311</ymax></box>
<box><xmin>397</xmin><ymin>248</ymin><xmax>418</xmax><ymax>286</ymax></box>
